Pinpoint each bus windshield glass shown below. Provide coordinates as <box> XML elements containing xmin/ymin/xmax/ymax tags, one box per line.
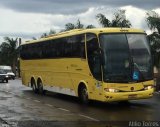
<box><xmin>99</xmin><ymin>33</ymin><xmax>152</xmax><ymax>83</ymax></box>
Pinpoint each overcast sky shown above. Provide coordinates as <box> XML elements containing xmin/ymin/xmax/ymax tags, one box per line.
<box><xmin>0</xmin><ymin>0</ymin><xmax>160</xmax><ymax>43</ymax></box>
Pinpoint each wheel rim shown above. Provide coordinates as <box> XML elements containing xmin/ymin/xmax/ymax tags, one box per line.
<box><xmin>31</xmin><ymin>80</ymin><xmax>36</xmax><ymax>92</ymax></box>
<box><xmin>82</xmin><ymin>88</ymin><xmax>88</xmax><ymax>102</ymax></box>
<box><xmin>32</xmin><ymin>83</ymin><xmax>36</xmax><ymax>91</ymax></box>
<box><xmin>38</xmin><ymin>82</ymin><xmax>43</xmax><ymax>94</ymax></box>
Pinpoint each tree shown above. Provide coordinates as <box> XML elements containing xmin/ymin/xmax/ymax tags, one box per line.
<box><xmin>40</xmin><ymin>33</ymin><xmax>48</xmax><ymax>38</ymax></box>
<box><xmin>146</xmin><ymin>11</ymin><xmax>160</xmax><ymax>68</ymax></box>
<box><xmin>0</xmin><ymin>53</ymin><xmax>1</xmax><ymax>62</ymax></box>
<box><xmin>64</xmin><ymin>19</ymin><xmax>95</xmax><ymax>31</ymax></box>
<box><xmin>40</xmin><ymin>29</ymin><xmax>56</xmax><ymax>38</ymax></box>
<box><xmin>49</xmin><ymin>29</ymin><xmax>56</xmax><ymax>35</ymax></box>
<box><xmin>32</xmin><ymin>37</ymin><xmax>37</xmax><ymax>40</ymax></box>
<box><xmin>65</xmin><ymin>23</ymin><xmax>75</xmax><ymax>31</ymax></box>
<box><xmin>96</xmin><ymin>13</ymin><xmax>111</xmax><ymax>27</ymax></box>
<box><xmin>146</xmin><ymin>11</ymin><xmax>160</xmax><ymax>34</ymax></box>
<box><xmin>96</xmin><ymin>9</ymin><xmax>132</xmax><ymax>28</ymax></box>
<box><xmin>0</xmin><ymin>37</ymin><xmax>18</xmax><ymax>74</ymax></box>
<box><xmin>86</xmin><ymin>25</ymin><xmax>96</xmax><ymax>29</ymax></box>
<box><xmin>76</xmin><ymin>19</ymin><xmax>84</xmax><ymax>29</ymax></box>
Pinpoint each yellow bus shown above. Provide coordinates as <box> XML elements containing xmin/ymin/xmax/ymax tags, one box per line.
<box><xmin>20</xmin><ymin>28</ymin><xmax>154</xmax><ymax>103</ymax></box>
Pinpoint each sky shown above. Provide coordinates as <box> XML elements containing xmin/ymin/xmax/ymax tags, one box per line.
<box><xmin>0</xmin><ymin>0</ymin><xmax>160</xmax><ymax>43</ymax></box>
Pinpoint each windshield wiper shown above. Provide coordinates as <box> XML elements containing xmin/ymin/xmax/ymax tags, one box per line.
<box><xmin>105</xmin><ymin>74</ymin><xmax>131</xmax><ymax>83</ymax></box>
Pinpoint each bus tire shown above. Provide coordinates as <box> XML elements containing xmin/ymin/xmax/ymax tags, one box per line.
<box><xmin>119</xmin><ymin>100</ymin><xmax>130</xmax><ymax>105</ymax></box>
<box><xmin>37</xmin><ymin>79</ymin><xmax>45</xmax><ymax>95</ymax></box>
<box><xmin>31</xmin><ymin>78</ymin><xmax>38</xmax><ymax>93</ymax></box>
<box><xmin>79</xmin><ymin>84</ymin><xmax>89</xmax><ymax>104</ymax></box>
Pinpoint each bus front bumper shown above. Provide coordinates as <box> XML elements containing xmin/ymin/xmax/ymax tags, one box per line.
<box><xmin>104</xmin><ymin>88</ymin><xmax>154</xmax><ymax>102</ymax></box>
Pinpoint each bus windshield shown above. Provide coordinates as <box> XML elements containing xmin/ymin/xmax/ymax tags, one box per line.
<box><xmin>99</xmin><ymin>33</ymin><xmax>152</xmax><ymax>83</ymax></box>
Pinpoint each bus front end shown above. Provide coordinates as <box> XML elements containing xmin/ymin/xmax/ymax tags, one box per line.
<box><xmin>102</xmin><ymin>80</ymin><xmax>154</xmax><ymax>102</ymax></box>
<box><xmin>99</xmin><ymin>31</ymin><xmax>154</xmax><ymax>102</ymax></box>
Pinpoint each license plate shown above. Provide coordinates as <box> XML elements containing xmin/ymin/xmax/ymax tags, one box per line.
<box><xmin>128</xmin><ymin>94</ymin><xmax>137</xmax><ymax>99</ymax></box>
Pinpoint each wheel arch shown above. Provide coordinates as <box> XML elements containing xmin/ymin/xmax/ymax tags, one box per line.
<box><xmin>37</xmin><ymin>76</ymin><xmax>43</xmax><ymax>85</ymax></box>
<box><xmin>77</xmin><ymin>80</ymin><xmax>89</xmax><ymax>97</ymax></box>
<box><xmin>30</xmin><ymin>76</ymin><xmax>36</xmax><ymax>87</ymax></box>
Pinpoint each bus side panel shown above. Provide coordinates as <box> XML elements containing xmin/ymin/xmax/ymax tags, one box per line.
<box><xmin>67</xmin><ymin>58</ymin><xmax>90</xmax><ymax>96</ymax></box>
<box><xmin>68</xmin><ymin>58</ymin><xmax>104</xmax><ymax>100</ymax></box>
<box><xmin>20</xmin><ymin>58</ymin><xmax>105</xmax><ymax>101</ymax></box>
<box><xmin>20</xmin><ymin>59</ymin><xmax>73</xmax><ymax>90</ymax></box>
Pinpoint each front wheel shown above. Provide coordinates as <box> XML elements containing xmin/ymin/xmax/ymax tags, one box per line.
<box><xmin>118</xmin><ymin>100</ymin><xmax>130</xmax><ymax>105</ymax></box>
<box><xmin>6</xmin><ymin>79</ymin><xmax>8</xmax><ymax>83</ymax></box>
<box><xmin>79</xmin><ymin>86</ymin><xmax>89</xmax><ymax>104</ymax></box>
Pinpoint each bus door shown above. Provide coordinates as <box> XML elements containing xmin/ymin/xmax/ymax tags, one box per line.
<box><xmin>86</xmin><ymin>33</ymin><xmax>103</xmax><ymax>98</ymax></box>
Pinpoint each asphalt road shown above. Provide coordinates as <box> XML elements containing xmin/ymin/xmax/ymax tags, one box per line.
<box><xmin>0</xmin><ymin>79</ymin><xmax>160</xmax><ymax>127</ymax></box>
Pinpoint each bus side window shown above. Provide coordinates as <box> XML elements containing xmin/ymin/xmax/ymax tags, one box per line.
<box><xmin>86</xmin><ymin>33</ymin><xmax>102</xmax><ymax>80</ymax></box>
<box><xmin>65</xmin><ymin>37</ymin><xmax>73</xmax><ymax>57</ymax></box>
<box><xmin>72</xmin><ymin>34</ymin><xmax>85</xmax><ymax>58</ymax></box>
<box><xmin>78</xmin><ymin>34</ymin><xmax>86</xmax><ymax>59</ymax></box>
<box><xmin>20</xmin><ymin>45</ymin><xmax>25</xmax><ymax>59</ymax></box>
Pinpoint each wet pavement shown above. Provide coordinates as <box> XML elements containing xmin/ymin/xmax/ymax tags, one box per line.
<box><xmin>0</xmin><ymin>79</ymin><xmax>160</xmax><ymax>127</ymax></box>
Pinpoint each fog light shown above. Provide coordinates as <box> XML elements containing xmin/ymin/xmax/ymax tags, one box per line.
<box><xmin>104</xmin><ymin>88</ymin><xmax>119</xmax><ymax>92</ymax></box>
<box><xmin>144</xmin><ymin>85</ymin><xmax>153</xmax><ymax>90</ymax></box>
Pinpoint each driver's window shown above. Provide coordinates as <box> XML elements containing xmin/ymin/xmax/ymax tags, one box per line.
<box><xmin>86</xmin><ymin>33</ymin><xmax>101</xmax><ymax>80</ymax></box>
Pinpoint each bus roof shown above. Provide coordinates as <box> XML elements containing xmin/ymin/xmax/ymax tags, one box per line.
<box><xmin>22</xmin><ymin>28</ymin><xmax>145</xmax><ymax>45</ymax></box>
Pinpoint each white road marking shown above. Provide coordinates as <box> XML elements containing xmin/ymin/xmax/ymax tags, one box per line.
<box><xmin>79</xmin><ymin>114</ymin><xmax>100</xmax><ymax>121</ymax></box>
<box><xmin>1</xmin><ymin>89</ymin><xmax>100</xmax><ymax>121</ymax></box>
<box><xmin>9</xmin><ymin>92</ymin><xmax>16</xmax><ymax>95</ymax></box>
<box><xmin>1</xmin><ymin>90</ymin><xmax>14</xmax><ymax>95</ymax></box>
<box><xmin>45</xmin><ymin>104</ymin><xmax>53</xmax><ymax>107</ymax></box>
<box><xmin>155</xmin><ymin>92</ymin><xmax>160</xmax><ymax>94</ymax></box>
<box><xmin>33</xmin><ymin>100</ymin><xmax>40</xmax><ymax>103</ymax></box>
<box><xmin>26</xmin><ymin>97</ymin><xmax>31</xmax><ymax>100</ymax></box>
<box><xmin>58</xmin><ymin>108</ymin><xmax>70</xmax><ymax>112</ymax></box>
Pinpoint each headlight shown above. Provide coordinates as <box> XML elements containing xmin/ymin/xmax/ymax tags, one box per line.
<box><xmin>5</xmin><ymin>75</ymin><xmax>8</xmax><ymax>78</ymax></box>
<box><xmin>104</xmin><ymin>88</ymin><xmax>119</xmax><ymax>92</ymax></box>
<box><xmin>144</xmin><ymin>85</ymin><xmax>153</xmax><ymax>90</ymax></box>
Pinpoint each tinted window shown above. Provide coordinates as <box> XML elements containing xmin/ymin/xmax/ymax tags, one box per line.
<box><xmin>127</xmin><ymin>34</ymin><xmax>153</xmax><ymax>80</ymax></box>
<box><xmin>20</xmin><ymin>34</ymin><xmax>85</xmax><ymax>60</ymax></box>
<box><xmin>70</xmin><ymin>34</ymin><xmax>85</xmax><ymax>58</ymax></box>
<box><xmin>100</xmin><ymin>34</ymin><xmax>131</xmax><ymax>83</ymax></box>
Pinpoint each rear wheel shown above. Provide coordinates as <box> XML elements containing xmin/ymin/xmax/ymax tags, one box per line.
<box><xmin>79</xmin><ymin>85</ymin><xmax>89</xmax><ymax>104</ymax></box>
<box><xmin>37</xmin><ymin>79</ymin><xmax>45</xmax><ymax>95</ymax></box>
<box><xmin>31</xmin><ymin>79</ymin><xmax>38</xmax><ymax>93</ymax></box>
